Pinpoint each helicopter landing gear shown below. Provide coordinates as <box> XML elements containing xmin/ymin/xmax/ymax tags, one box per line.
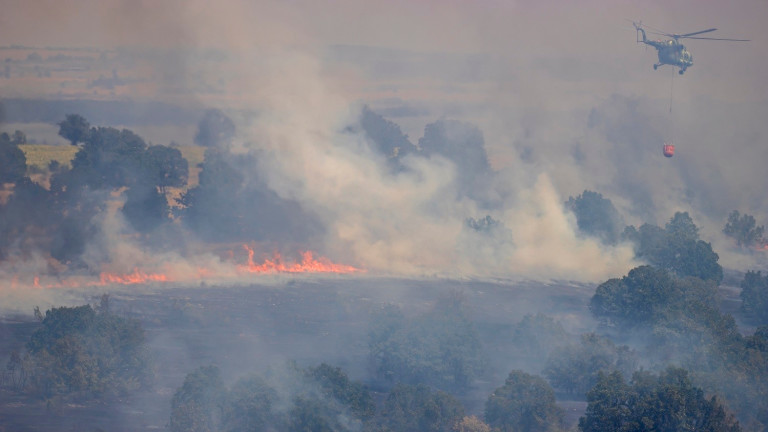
<box><xmin>678</xmin><ymin>69</ymin><xmax>685</xmax><ymax>75</ymax></box>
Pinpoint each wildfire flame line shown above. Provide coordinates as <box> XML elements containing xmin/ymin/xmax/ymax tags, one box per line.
<box><xmin>9</xmin><ymin>246</ymin><xmax>363</xmax><ymax>290</ymax></box>
<box><xmin>239</xmin><ymin>245</ymin><xmax>362</xmax><ymax>274</ymax></box>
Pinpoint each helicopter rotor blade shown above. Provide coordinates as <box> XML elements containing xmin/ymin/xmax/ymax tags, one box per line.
<box><xmin>634</xmin><ymin>22</ymin><xmax>669</xmax><ymax>34</ymax></box>
<box><xmin>678</xmin><ymin>28</ymin><xmax>717</xmax><ymax>37</ymax></box>
<box><xmin>682</xmin><ymin>36</ymin><xmax>750</xmax><ymax>41</ymax></box>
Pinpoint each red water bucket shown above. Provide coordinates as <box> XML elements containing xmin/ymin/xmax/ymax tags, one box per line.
<box><xmin>663</xmin><ymin>143</ymin><xmax>675</xmax><ymax>158</ymax></box>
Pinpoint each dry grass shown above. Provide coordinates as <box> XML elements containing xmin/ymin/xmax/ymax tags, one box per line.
<box><xmin>175</xmin><ymin>145</ymin><xmax>206</xmax><ymax>187</ymax></box>
<box><xmin>20</xmin><ymin>145</ymin><xmax>78</xmax><ymax>170</ymax></box>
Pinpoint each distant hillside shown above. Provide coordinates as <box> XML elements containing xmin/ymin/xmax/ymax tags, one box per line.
<box><xmin>0</xmin><ymin>98</ymin><xmax>203</xmax><ymax>127</ymax></box>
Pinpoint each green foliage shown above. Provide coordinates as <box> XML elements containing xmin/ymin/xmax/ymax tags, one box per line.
<box><xmin>590</xmin><ymin>265</ymin><xmax>735</xmax><ymax>363</ymax></box>
<box><xmin>508</xmin><ymin>313</ymin><xmax>571</xmax><ymax>364</ymax></box>
<box><xmin>170</xmin><ymin>365</ymin><xmax>226</xmax><ymax>432</ymax></box>
<box><xmin>484</xmin><ymin>370</ymin><xmax>563</xmax><ymax>432</ymax></box>
<box><xmin>454</xmin><ymin>416</ymin><xmax>491</xmax><ymax>432</ymax></box>
<box><xmin>177</xmin><ymin>148</ymin><xmax>245</xmax><ymax>240</ymax></box>
<box><xmin>305</xmin><ymin>363</ymin><xmax>375</xmax><ymax>421</ymax></box>
<box><xmin>145</xmin><ymin>144</ymin><xmax>189</xmax><ymax>191</ymax></box>
<box><xmin>579</xmin><ymin>368</ymin><xmax>741</xmax><ymax>432</ymax></box>
<box><xmin>286</xmin><ymin>395</ymin><xmax>336</xmax><ymax>432</ymax></box>
<box><xmin>25</xmin><ymin>304</ymin><xmax>152</xmax><ymax>399</ymax></box>
<box><xmin>623</xmin><ymin>212</ymin><xmax>723</xmax><ymax>283</ymax></box>
<box><xmin>368</xmin><ymin>293</ymin><xmax>485</xmax><ymax>393</ymax></box>
<box><xmin>723</xmin><ymin>211</ymin><xmax>764</xmax><ymax>248</ymax></box>
<box><xmin>57</xmin><ymin>113</ymin><xmax>90</xmax><ymax>145</ymax></box>
<box><xmin>740</xmin><ymin>271</ymin><xmax>768</xmax><ymax>325</ymax></box>
<box><xmin>69</xmin><ymin>126</ymin><xmax>148</xmax><ymax>189</ymax></box>
<box><xmin>590</xmin><ymin>265</ymin><xmax>675</xmax><ymax>329</ymax></box>
<box><xmin>122</xmin><ymin>183</ymin><xmax>171</xmax><ymax>233</ymax></box>
<box><xmin>0</xmin><ymin>132</ymin><xmax>27</xmax><ymax>183</ymax></box>
<box><xmin>368</xmin><ymin>383</ymin><xmax>465</xmax><ymax>432</ymax></box>
<box><xmin>222</xmin><ymin>375</ymin><xmax>279</xmax><ymax>432</ymax></box>
<box><xmin>358</xmin><ymin>105</ymin><xmax>415</xmax><ymax>165</ymax></box>
<box><xmin>12</xmin><ymin>130</ymin><xmax>27</xmax><ymax>145</ymax></box>
<box><xmin>543</xmin><ymin>333</ymin><xmax>637</xmax><ymax>397</ymax></box>
<box><xmin>418</xmin><ymin>119</ymin><xmax>490</xmax><ymax>198</ymax></box>
<box><xmin>194</xmin><ymin>108</ymin><xmax>235</xmax><ymax>147</ymax></box>
<box><xmin>565</xmin><ymin>190</ymin><xmax>624</xmax><ymax>245</ymax></box>
<box><xmin>418</xmin><ymin>119</ymin><xmax>489</xmax><ymax>173</ymax></box>
<box><xmin>665</xmin><ymin>211</ymin><xmax>700</xmax><ymax>241</ymax></box>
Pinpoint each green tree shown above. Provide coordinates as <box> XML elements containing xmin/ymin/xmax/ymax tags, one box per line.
<box><xmin>508</xmin><ymin>313</ymin><xmax>571</xmax><ymax>365</ymax></box>
<box><xmin>543</xmin><ymin>333</ymin><xmax>637</xmax><ymax>396</ymax></box>
<box><xmin>579</xmin><ymin>368</ymin><xmax>741</xmax><ymax>432</ymax></box>
<box><xmin>221</xmin><ymin>375</ymin><xmax>279</xmax><ymax>432</ymax></box>
<box><xmin>368</xmin><ymin>293</ymin><xmax>485</xmax><ymax>393</ymax></box>
<box><xmin>623</xmin><ymin>213</ymin><xmax>723</xmax><ymax>283</ymax></box>
<box><xmin>194</xmin><ymin>108</ymin><xmax>235</xmax><ymax>147</ymax></box>
<box><xmin>69</xmin><ymin>126</ymin><xmax>148</xmax><ymax>189</ymax></box>
<box><xmin>12</xmin><ymin>130</ymin><xmax>27</xmax><ymax>145</ymax></box>
<box><xmin>369</xmin><ymin>383</ymin><xmax>465</xmax><ymax>432</ymax></box>
<box><xmin>418</xmin><ymin>119</ymin><xmax>490</xmax><ymax>199</ymax></box>
<box><xmin>26</xmin><ymin>304</ymin><xmax>152</xmax><ymax>399</ymax></box>
<box><xmin>455</xmin><ymin>416</ymin><xmax>491</xmax><ymax>432</ymax></box>
<box><xmin>740</xmin><ymin>271</ymin><xmax>768</xmax><ymax>324</ymax></box>
<box><xmin>723</xmin><ymin>210</ymin><xmax>765</xmax><ymax>248</ymax></box>
<box><xmin>565</xmin><ymin>190</ymin><xmax>624</xmax><ymax>245</ymax></box>
<box><xmin>122</xmin><ymin>183</ymin><xmax>171</xmax><ymax>232</ymax></box>
<box><xmin>57</xmin><ymin>113</ymin><xmax>90</xmax><ymax>146</ymax></box>
<box><xmin>0</xmin><ymin>132</ymin><xmax>27</xmax><ymax>184</ymax></box>
<box><xmin>177</xmin><ymin>148</ymin><xmax>244</xmax><ymax>240</ymax></box>
<box><xmin>305</xmin><ymin>363</ymin><xmax>375</xmax><ymax>421</ymax></box>
<box><xmin>145</xmin><ymin>144</ymin><xmax>189</xmax><ymax>193</ymax></box>
<box><xmin>577</xmin><ymin>371</ymin><xmax>636</xmax><ymax>432</ymax></box>
<box><xmin>170</xmin><ymin>365</ymin><xmax>226</xmax><ymax>432</ymax></box>
<box><xmin>665</xmin><ymin>211</ymin><xmax>699</xmax><ymax>242</ymax></box>
<box><xmin>590</xmin><ymin>266</ymin><xmax>675</xmax><ymax>329</ymax></box>
<box><xmin>357</xmin><ymin>105</ymin><xmax>416</xmax><ymax>167</ymax></box>
<box><xmin>484</xmin><ymin>370</ymin><xmax>563</xmax><ymax>432</ymax></box>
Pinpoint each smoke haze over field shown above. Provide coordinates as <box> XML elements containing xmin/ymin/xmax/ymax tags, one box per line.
<box><xmin>1</xmin><ymin>0</ymin><xmax>767</xmax><ymax>286</ymax></box>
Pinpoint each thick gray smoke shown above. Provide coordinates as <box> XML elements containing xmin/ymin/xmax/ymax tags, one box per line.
<box><xmin>1</xmin><ymin>0</ymin><xmax>766</xmax><ymax>292</ymax></box>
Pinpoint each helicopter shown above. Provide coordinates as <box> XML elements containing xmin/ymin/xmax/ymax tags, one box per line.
<box><xmin>633</xmin><ymin>21</ymin><xmax>749</xmax><ymax>75</ymax></box>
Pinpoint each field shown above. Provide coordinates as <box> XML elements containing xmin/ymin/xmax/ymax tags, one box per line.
<box><xmin>19</xmin><ymin>144</ymin><xmax>78</xmax><ymax>170</ymax></box>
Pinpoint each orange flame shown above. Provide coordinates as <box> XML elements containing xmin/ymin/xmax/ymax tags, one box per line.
<box><xmin>98</xmin><ymin>268</ymin><xmax>170</xmax><ymax>285</ymax></box>
<box><xmin>7</xmin><ymin>247</ymin><xmax>363</xmax><ymax>290</ymax></box>
<box><xmin>239</xmin><ymin>245</ymin><xmax>362</xmax><ymax>274</ymax></box>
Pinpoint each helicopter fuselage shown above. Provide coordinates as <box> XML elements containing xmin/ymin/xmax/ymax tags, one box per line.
<box><xmin>637</xmin><ymin>27</ymin><xmax>693</xmax><ymax>74</ymax></box>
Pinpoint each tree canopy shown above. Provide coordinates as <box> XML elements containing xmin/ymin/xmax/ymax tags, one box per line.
<box><xmin>723</xmin><ymin>210</ymin><xmax>765</xmax><ymax>248</ymax></box>
<box><xmin>740</xmin><ymin>270</ymin><xmax>768</xmax><ymax>325</ymax></box>
<box><xmin>25</xmin><ymin>304</ymin><xmax>153</xmax><ymax>399</ymax></box>
<box><xmin>368</xmin><ymin>293</ymin><xmax>485</xmax><ymax>393</ymax></box>
<box><xmin>579</xmin><ymin>368</ymin><xmax>741</xmax><ymax>432</ymax></box>
<box><xmin>0</xmin><ymin>132</ymin><xmax>27</xmax><ymax>184</ymax></box>
<box><xmin>623</xmin><ymin>212</ymin><xmax>723</xmax><ymax>283</ymax></box>
<box><xmin>357</xmin><ymin>105</ymin><xmax>416</xmax><ymax>167</ymax></box>
<box><xmin>484</xmin><ymin>370</ymin><xmax>563</xmax><ymax>432</ymax></box>
<box><xmin>543</xmin><ymin>333</ymin><xmax>637</xmax><ymax>396</ymax></box>
<box><xmin>57</xmin><ymin>113</ymin><xmax>90</xmax><ymax>145</ymax></box>
<box><xmin>368</xmin><ymin>383</ymin><xmax>465</xmax><ymax>432</ymax></box>
<box><xmin>194</xmin><ymin>108</ymin><xmax>235</xmax><ymax>147</ymax></box>
<box><xmin>565</xmin><ymin>190</ymin><xmax>624</xmax><ymax>245</ymax></box>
